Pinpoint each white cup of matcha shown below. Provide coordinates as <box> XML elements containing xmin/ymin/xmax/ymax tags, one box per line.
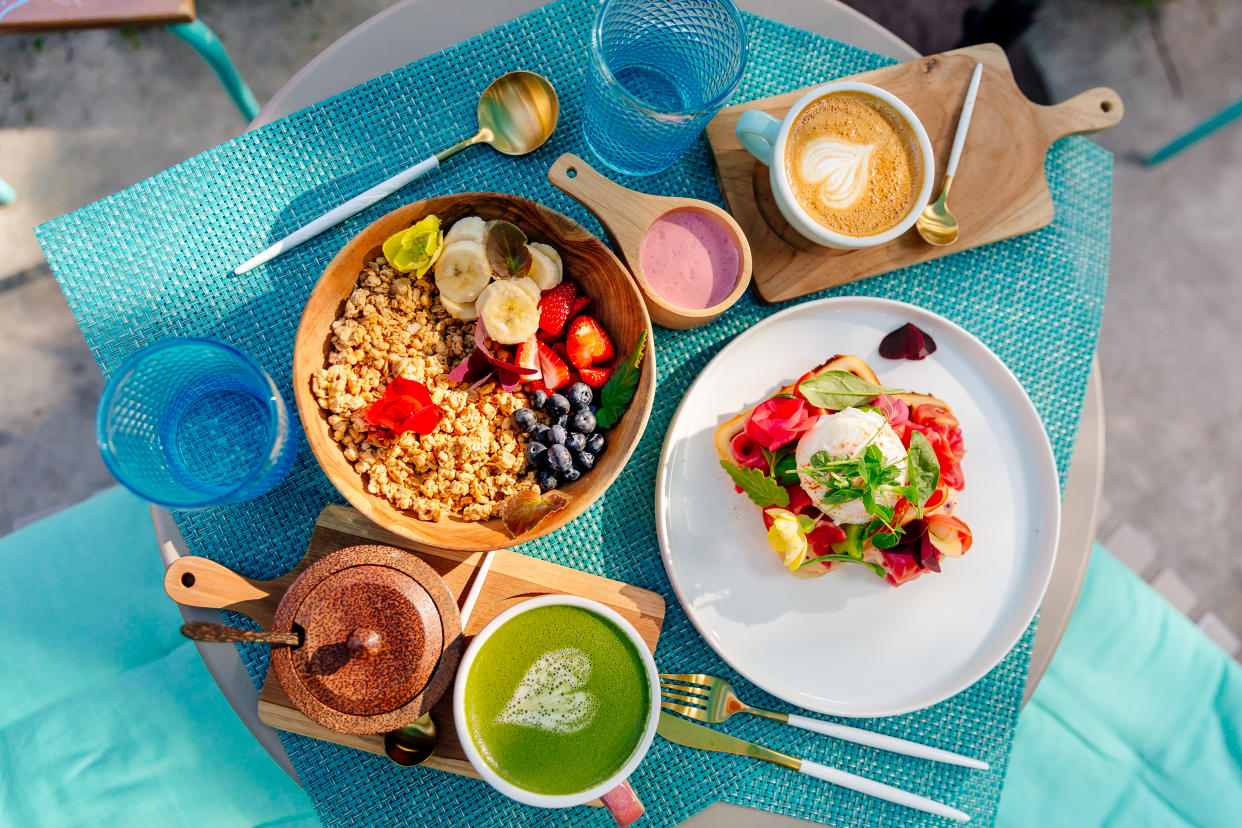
<box><xmin>453</xmin><ymin>595</ymin><xmax>660</xmax><ymax>825</ymax></box>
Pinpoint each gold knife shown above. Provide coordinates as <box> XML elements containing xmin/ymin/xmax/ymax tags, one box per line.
<box><xmin>657</xmin><ymin>712</ymin><xmax>970</xmax><ymax>822</ymax></box>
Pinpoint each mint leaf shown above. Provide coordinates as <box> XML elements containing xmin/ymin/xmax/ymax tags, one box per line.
<box><xmin>906</xmin><ymin>430</ymin><xmax>941</xmax><ymax>508</ymax></box>
<box><xmin>720</xmin><ymin>460</ymin><xmax>789</xmax><ymax>508</ymax></box>
<box><xmin>797</xmin><ymin>371</ymin><xmax>906</xmax><ymax>411</ymax></box>
<box><xmin>595</xmin><ymin>331</ymin><xmax>647</xmax><ymax>429</ymax></box>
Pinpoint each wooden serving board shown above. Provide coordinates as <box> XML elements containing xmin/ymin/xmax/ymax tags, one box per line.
<box><xmin>253</xmin><ymin>505</ymin><xmax>667</xmax><ymax>779</ymax></box>
<box><xmin>705</xmin><ymin>43</ymin><xmax>1123</xmax><ymax>303</ymax></box>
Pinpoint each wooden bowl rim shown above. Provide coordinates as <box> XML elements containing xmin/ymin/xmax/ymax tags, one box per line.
<box><xmin>292</xmin><ymin>192</ymin><xmax>656</xmax><ymax>553</ymax></box>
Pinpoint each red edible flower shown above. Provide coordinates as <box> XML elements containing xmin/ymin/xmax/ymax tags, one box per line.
<box><xmin>365</xmin><ymin>377</ymin><xmax>441</xmax><ymax>435</ymax></box>
<box><xmin>744</xmin><ymin>396</ymin><xmax>819</xmax><ymax>451</ymax></box>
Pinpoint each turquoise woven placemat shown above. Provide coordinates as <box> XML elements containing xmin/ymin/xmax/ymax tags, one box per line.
<box><xmin>36</xmin><ymin>0</ymin><xmax>1111</xmax><ymax>825</ymax></box>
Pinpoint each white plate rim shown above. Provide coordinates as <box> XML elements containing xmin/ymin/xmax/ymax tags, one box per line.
<box><xmin>654</xmin><ymin>296</ymin><xmax>1061</xmax><ymax>717</ymax></box>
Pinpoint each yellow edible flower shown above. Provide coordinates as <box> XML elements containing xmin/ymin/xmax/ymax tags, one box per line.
<box><xmin>765</xmin><ymin>508</ymin><xmax>808</xmax><ymax>570</ymax></box>
<box><xmin>382</xmin><ymin>214</ymin><xmax>443</xmax><ymax>277</ymax></box>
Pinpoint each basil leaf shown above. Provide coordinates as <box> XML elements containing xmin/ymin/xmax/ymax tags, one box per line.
<box><xmin>871</xmin><ymin>531</ymin><xmax>901</xmax><ymax>549</ymax></box>
<box><xmin>485</xmin><ymin>220</ymin><xmax>532</xmax><ymax>279</ymax></box>
<box><xmin>719</xmin><ymin>460</ymin><xmax>789</xmax><ymax>508</ymax></box>
<box><xmin>595</xmin><ymin>331</ymin><xmax>647</xmax><ymax>429</ymax></box>
<box><xmin>906</xmin><ymin>430</ymin><xmax>941</xmax><ymax>507</ymax></box>
<box><xmin>797</xmin><ymin>371</ymin><xmax>907</xmax><ymax>411</ymax></box>
<box><xmin>796</xmin><ymin>554</ymin><xmax>886</xmax><ymax>577</ymax></box>
<box><xmin>772</xmin><ymin>452</ymin><xmax>799</xmax><ymax>486</ymax></box>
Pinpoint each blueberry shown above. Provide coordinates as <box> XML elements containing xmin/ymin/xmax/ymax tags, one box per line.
<box><xmin>575</xmin><ymin>450</ymin><xmax>596</xmax><ymax>471</ymax></box>
<box><xmin>586</xmin><ymin>432</ymin><xmax>606</xmax><ymax>454</ymax></box>
<box><xmin>532</xmin><ymin>423</ymin><xmax>549</xmax><ymax>442</ymax></box>
<box><xmin>555</xmin><ymin>414</ymin><xmax>570</xmax><ymax>429</ymax></box>
<box><xmin>512</xmin><ymin>408</ymin><xmax>538</xmax><ymax>433</ymax></box>
<box><xmin>548</xmin><ymin>424</ymin><xmax>567</xmax><ymax>445</ymax></box>
<box><xmin>524</xmin><ymin>441</ymin><xmax>547</xmax><ymax>466</ymax></box>
<box><xmin>531</xmin><ymin>389</ymin><xmax>548</xmax><ymax>410</ymax></box>
<box><xmin>572</xmin><ymin>408</ymin><xmax>597</xmax><ymax>434</ymax></box>
<box><xmin>560</xmin><ymin>467</ymin><xmax>581</xmax><ymax>484</ymax></box>
<box><xmin>566</xmin><ymin>431</ymin><xmax>587</xmax><ymax>452</ymax></box>
<box><xmin>546</xmin><ymin>393</ymin><xmax>571</xmax><ymax>417</ymax></box>
<box><xmin>547</xmin><ymin>444</ymin><xmax>573</xmax><ymax>473</ymax></box>
<box><xmin>567</xmin><ymin>382</ymin><xmax>593</xmax><ymax>410</ymax></box>
<box><xmin>535</xmin><ymin>469</ymin><xmax>559</xmax><ymax>491</ymax></box>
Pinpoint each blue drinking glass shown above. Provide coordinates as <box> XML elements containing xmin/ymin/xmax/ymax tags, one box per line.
<box><xmin>96</xmin><ymin>339</ymin><xmax>299</xmax><ymax>508</ymax></box>
<box><xmin>584</xmin><ymin>0</ymin><xmax>748</xmax><ymax>176</ymax></box>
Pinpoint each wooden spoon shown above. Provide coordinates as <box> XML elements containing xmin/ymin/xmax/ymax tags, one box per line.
<box><xmin>181</xmin><ymin>621</ymin><xmax>300</xmax><ymax>646</ymax></box>
<box><xmin>548</xmin><ymin>153</ymin><xmax>752</xmax><ymax>329</ymax></box>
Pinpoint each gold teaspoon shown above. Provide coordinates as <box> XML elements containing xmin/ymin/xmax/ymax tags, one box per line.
<box><xmin>233</xmin><ymin>71</ymin><xmax>559</xmax><ymax>274</ymax></box>
<box><xmin>916</xmin><ymin>63</ymin><xmax>983</xmax><ymax>247</ymax></box>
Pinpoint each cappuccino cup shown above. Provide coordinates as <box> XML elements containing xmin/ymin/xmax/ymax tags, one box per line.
<box><xmin>736</xmin><ymin>81</ymin><xmax>934</xmax><ymax>249</ymax></box>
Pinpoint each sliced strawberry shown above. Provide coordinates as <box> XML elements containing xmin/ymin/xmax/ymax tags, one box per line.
<box><xmin>579</xmin><ymin>365</ymin><xmax>613</xmax><ymax>388</ymax></box>
<box><xmin>538</xmin><ymin>282</ymin><xmax>577</xmax><ymax>336</ymax></box>
<box><xmin>565</xmin><ymin>315</ymin><xmax>615</xmax><ymax>369</ymax></box>
<box><xmin>536</xmin><ymin>341</ymin><xmax>571</xmax><ymax>391</ymax></box>
<box><xmin>535</xmin><ymin>328</ymin><xmax>559</xmax><ymax>344</ymax></box>
<box><xmin>515</xmin><ymin>337</ymin><xmax>542</xmax><ymax>384</ymax></box>
<box><xmin>551</xmin><ymin>341</ymin><xmax>570</xmax><ymax>364</ymax></box>
<box><xmin>569</xmin><ymin>294</ymin><xmax>592</xmax><ymax>318</ymax></box>
<box><xmin>528</xmin><ymin>379</ymin><xmax>548</xmax><ymax>394</ymax></box>
<box><xmin>566</xmin><ymin>371</ymin><xmax>581</xmax><ymax>389</ymax></box>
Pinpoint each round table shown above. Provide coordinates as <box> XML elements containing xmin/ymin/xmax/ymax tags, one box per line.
<box><xmin>157</xmin><ymin>0</ymin><xmax>1104</xmax><ymax>822</ymax></box>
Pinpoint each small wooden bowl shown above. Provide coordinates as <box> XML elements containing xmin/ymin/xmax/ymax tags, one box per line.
<box><xmin>548</xmin><ymin>153</ymin><xmax>752</xmax><ymax>329</ymax></box>
<box><xmin>293</xmin><ymin>193</ymin><xmax>656</xmax><ymax>553</ymax></box>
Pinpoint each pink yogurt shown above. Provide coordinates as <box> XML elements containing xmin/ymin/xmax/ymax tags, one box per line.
<box><xmin>638</xmin><ymin>209</ymin><xmax>739</xmax><ymax>310</ymax></box>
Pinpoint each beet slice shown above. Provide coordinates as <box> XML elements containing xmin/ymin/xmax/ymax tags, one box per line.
<box><xmin>879</xmin><ymin>322</ymin><xmax>937</xmax><ymax>360</ymax></box>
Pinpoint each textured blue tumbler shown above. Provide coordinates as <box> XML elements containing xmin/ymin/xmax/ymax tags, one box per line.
<box><xmin>96</xmin><ymin>339</ymin><xmax>299</xmax><ymax>508</ymax></box>
<box><xmin>584</xmin><ymin>0</ymin><xmax>748</xmax><ymax>176</ymax></box>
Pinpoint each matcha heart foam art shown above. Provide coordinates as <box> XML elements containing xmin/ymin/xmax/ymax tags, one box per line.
<box><xmin>461</xmin><ymin>604</ymin><xmax>652</xmax><ymax>796</ymax></box>
<box><xmin>496</xmin><ymin>647</ymin><xmax>598</xmax><ymax>734</ymax></box>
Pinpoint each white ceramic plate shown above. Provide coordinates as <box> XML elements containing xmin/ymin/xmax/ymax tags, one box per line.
<box><xmin>656</xmin><ymin>297</ymin><xmax>1060</xmax><ymax>717</ymax></box>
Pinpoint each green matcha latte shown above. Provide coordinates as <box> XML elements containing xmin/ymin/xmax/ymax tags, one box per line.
<box><xmin>462</xmin><ymin>605</ymin><xmax>651</xmax><ymax>795</ymax></box>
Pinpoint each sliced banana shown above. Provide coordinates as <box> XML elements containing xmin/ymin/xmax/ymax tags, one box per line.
<box><xmin>444</xmin><ymin>215</ymin><xmax>487</xmax><ymax>247</ymax></box>
<box><xmin>527</xmin><ymin>242</ymin><xmax>563</xmax><ymax>290</ymax></box>
<box><xmin>433</xmin><ymin>241</ymin><xmax>491</xmax><ymax>303</ymax></box>
<box><xmin>476</xmin><ymin>279</ymin><xmax>541</xmax><ymax>344</ymax></box>
<box><xmin>438</xmin><ymin>293</ymin><xmax>478</xmax><ymax>321</ymax></box>
<box><xmin>502</xmin><ymin>276</ymin><xmax>541</xmax><ymax>305</ymax></box>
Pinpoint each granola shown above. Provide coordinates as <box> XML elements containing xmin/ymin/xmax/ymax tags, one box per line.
<box><xmin>311</xmin><ymin>257</ymin><xmax>535</xmax><ymax>521</ymax></box>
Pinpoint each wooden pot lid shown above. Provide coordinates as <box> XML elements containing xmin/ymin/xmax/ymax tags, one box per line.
<box><xmin>271</xmin><ymin>544</ymin><xmax>462</xmax><ymax>735</ymax></box>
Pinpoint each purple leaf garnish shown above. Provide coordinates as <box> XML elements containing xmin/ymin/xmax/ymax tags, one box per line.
<box><xmin>879</xmin><ymin>323</ymin><xmax>937</xmax><ymax>361</ymax></box>
<box><xmin>486</xmin><ymin>221</ymin><xmax>532</xmax><ymax>280</ymax></box>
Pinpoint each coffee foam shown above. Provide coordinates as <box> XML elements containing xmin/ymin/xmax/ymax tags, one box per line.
<box><xmin>495</xmin><ymin>647</ymin><xmax>598</xmax><ymax>735</ymax></box>
<box><xmin>784</xmin><ymin>92</ymin><xmax>923</xmax><ymax>237</ymax></box>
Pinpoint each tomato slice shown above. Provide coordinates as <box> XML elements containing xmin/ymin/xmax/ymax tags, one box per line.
<box><xmin>913</xmin><ymin>404</ymin><xmax>959</xmax><ymax>428</ymax></box>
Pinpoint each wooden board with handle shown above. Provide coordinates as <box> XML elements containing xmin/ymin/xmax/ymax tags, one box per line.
<box><xmin>242</xmin><ymin>504</ymin><xmax>666</xmax><ymax>779</ymax></box>
<box><xmin>705</xmin><ymin>43</ymin><xmax>1122</xmax><ymax>303</ymax></box>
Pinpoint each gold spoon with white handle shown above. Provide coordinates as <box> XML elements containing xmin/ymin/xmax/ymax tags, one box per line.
<box><xmin>233</xmin><ymin>71</ymin><xmax>559</xmax><ymax>275</ymax></box>
<box><xmin>916</xmin><ymin>62</ymin><xmax>983</xmax><ymax>246</ymax></box>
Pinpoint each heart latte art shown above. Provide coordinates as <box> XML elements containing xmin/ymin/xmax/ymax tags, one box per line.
<box><xmin>797</xmin><ymin>137</ymin><xmax>877</xmax><ymax>210</ymax></box>
<box><xmin>496</xmin><ymin>647</ymin><xmax>598</xmax><ymax>734</ymax></box>
<box><xmin>784</xmin><ymin>91</ymin><xmax>923</xmax><ymax>238</ymax></box>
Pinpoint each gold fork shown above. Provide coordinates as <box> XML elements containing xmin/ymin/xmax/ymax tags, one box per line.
<box><xmin>660</xmin><ymin>674</ymin><xmax>988</xmax><ymax>770</ymax></box>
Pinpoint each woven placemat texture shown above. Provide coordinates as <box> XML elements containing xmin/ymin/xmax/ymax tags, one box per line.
<box><xmin>36</xmin><ymin>0</ymin><xmax>1111</xmax><ymax>825</ymax></box>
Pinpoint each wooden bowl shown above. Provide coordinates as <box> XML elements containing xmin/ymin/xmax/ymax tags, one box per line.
<box><xmin>293</xmin><ymin>193</ymin><xmax>656</xmax><ymax>553</ymax></box>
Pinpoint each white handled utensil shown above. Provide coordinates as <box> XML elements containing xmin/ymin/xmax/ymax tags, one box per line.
<box><xmin>658</xmin><ymin>712</ymin><xmax>970</xmax><ymax>822</ymax></box>
<box><xmin>458</xmin><ymin>548</ymin><xmax>496</xmax><ymax>628</ymax></box>
<box><xmin>661</xmin><ymin>673</ymin><xmax>988</xmax><ymax>770</ymax></box>
<box><xmin>233</xmin><ymin>71</ymin><xmax>558</xmax><ymax>275</ymax></box>
<box><xmin>916</xmin><ymin>61</ymin><xmax>983</xmax><ymax>246</ymax></box>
